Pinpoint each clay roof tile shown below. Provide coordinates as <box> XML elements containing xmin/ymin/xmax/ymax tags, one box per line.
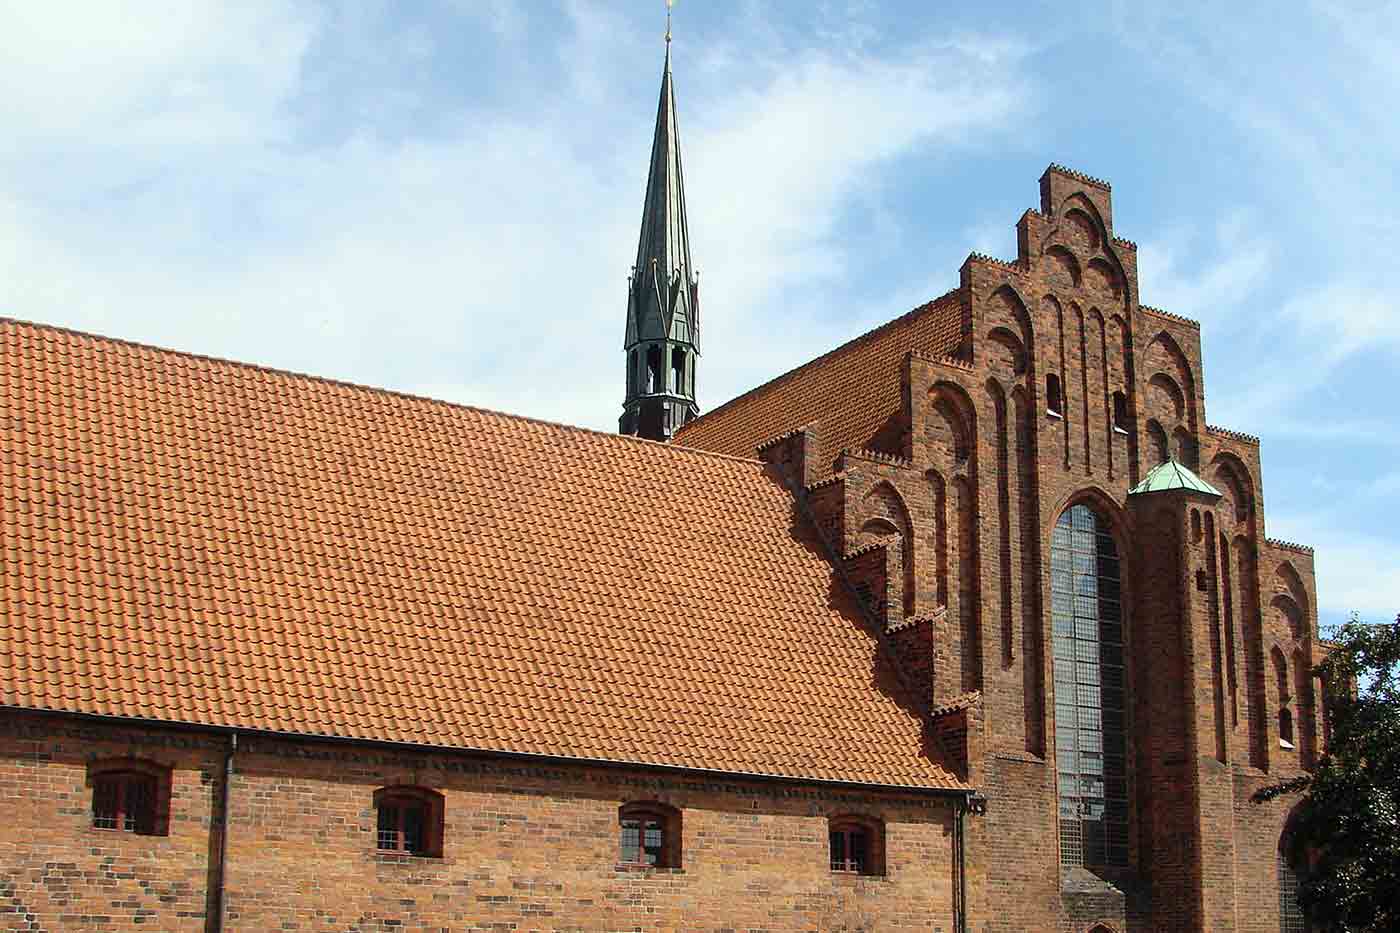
<box><xmin>1</xmin><ymin>317</ymin><xmax>962</xmax><ymax>791</ymax></box>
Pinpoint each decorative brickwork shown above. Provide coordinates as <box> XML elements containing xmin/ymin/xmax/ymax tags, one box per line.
<box><xmin>0</xmin><ymin>166</ymin><xmax>1329</xmax><ymax>931</ymax></box>
<box><xmin>681</xmin><ymin>166</ymin><xmax>1327</xmax><ymax>931</ymax></box>
<box><xmin>0</xmin><ymin>714</ymin><xmax>962</xmax><ymax>932</ymax></box>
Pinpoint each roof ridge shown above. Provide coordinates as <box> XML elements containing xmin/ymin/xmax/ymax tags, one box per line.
<box><xmin>0</xmin><ymin>316</ymin><xmax>764</xmax><ymax>469</ymax></box>
<box><xmin>754</xmin><ymin>424</ymin><xmax>815</xmax><ymax>452</ymax></box>
<box><xmin>930</xmin><ymin>690</ymin><xmax>982</xmax><ymax>718</ymax></box>
<box><xmin>844</xmin><ymin>540</ymin><xmax>887</xmax><ymax>560</ymax></box>
<box><xmin>909</xmin><ymin>349</ymin><xmax>975</xmax><ymax>372</ymax></box>
<box><xmin>1139</xmin><ymin>305</ymin><xmax>1201</xmax><ymax>330</ymax></box>
<box><xmin>805</xmin><ymin>473</ymin><xmax>845</xmax><ymax>492</ymax></box>
<box><xmin>1044</xmin><ymin>163</ymin><xmax>1111</xmax><ymax>191</ymax></box>
<box><xmin>1206</xmin><ymin>424</ymin><xmax>1261</xmax><ymax>446</ymax></box>
<box><xmin>888</xmin><ymin>606</ymin><xmax>947</xmax><ymax>633</ymax></box>
<box><xmin>844</xmin><ymin>447</ymin><xmax>914</xmax><ymax>468</ymax></box>
<box><xmin>966</xmin><ymin>251</ymin><xmax>1018</xmax><ymax>270</ymax></box>
<box><xmin>675</xmin><ymin>287</ymin><xmax>963</xmax><ymax>437</ymax></box>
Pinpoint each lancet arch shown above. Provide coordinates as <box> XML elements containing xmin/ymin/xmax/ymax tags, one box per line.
<box><xmin>1050</xmin><ymin>496</ymin><xmax>1130</xmax><ymax>869</ymax></box>
<box><xmin>858</xmin><ymin>482</ymin><xmax>915</xmax><ymax>618</ymax></box>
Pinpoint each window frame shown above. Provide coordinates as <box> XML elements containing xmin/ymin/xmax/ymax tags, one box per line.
<box><xmin>372</xmin><ymin>786</ymin><xmax>444</xmax><ymax>858</ymax></box>
<box><xmin>1051</xmin><ymin>502</ymin><xmax>1132</xmax><ymax>871</ymax></box>
<box><xmin>88</xmin><ymin>758</ymin><xmax>171</xmax><ymax>836</ymax></box>
<box><xmin>617</xmin><ymin>801</ymin><xmax>682</xmax><ymax>870</ymax></box>
<box><xmin>828</xmin><ymin>814</ymin><xmax>885</xmax><ymax>876</ymax></box>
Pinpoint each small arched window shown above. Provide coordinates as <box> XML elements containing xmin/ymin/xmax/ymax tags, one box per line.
<box><xmin>374</xmin><ymin>786</ymin><xmax>444</xmax><ymax>857</ymax></box>
<box><xmin>1112</xmin><ymin>391</ymin><xmax>1128</xmax><ymax>433</ymax></box>
<box><xmin>828</xmin><ymin>815</ymin><xmax>884</xmax><ymax>875</ymax></box>
<box><xmin>89</xmin><ymin>759</ymin><xmax>170</xmax><ymax>835</ymax></box>
<box><xmin>1046</xmin><ymin>373</ymin><xmax>1064</xmax><ymax>417</ymax></box>
<box><xmin>619</xmin><ymin>802</ymin><xmax>681</xmax><ymax>869</ymax></box>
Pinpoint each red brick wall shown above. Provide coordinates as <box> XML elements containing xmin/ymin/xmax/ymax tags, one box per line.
<box><xmin>3</xmin><ymin>167</ymin><xmax>1325</xmax><ymax>933</ymax></box>
<box><xmin>0</xmin><ymin>717</ymin><xmax>220</xmax><ymax>932</ymax></box>
<box><xmin>785</xmin><ymin>167</ymin><xmax>1321</xmax><ymax>931</ymax></box>
<box><xmin>0</xmin><ymin>713</ymin><xmax>960</xmax><ymax>932</ymax></box>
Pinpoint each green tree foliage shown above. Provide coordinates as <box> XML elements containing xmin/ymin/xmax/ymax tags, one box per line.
<box><xmin>1254</xmin><ymin>613</ymin><xmax>1400</xmax><ymax>931</ymax></box>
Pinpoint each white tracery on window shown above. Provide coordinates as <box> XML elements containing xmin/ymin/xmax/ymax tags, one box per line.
<box><xmin>1052</xmin><ymin>504</ymin><xmax>1128</xmax><ymax>868</ymax></box>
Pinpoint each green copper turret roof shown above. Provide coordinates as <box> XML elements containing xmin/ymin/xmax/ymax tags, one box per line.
<box><xmin>1128</xmin><ymin>459</ymin><xmax>1223</xmax><ymax>498</ymax></box>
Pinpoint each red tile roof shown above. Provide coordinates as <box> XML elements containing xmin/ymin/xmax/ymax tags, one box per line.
<box><xmin>0</xmin><ymin>318</ymin><xmax>963</xmax><ymax>791</ymax></box>
<box><xmin>674</xmin><ymin>290</ymin><xmax>966</xmax><ymax>473</ymax></box>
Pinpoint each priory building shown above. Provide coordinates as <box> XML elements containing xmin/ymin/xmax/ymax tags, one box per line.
<box><xmin>0</xmin><ymin>25</ymin><xmax>1326</xmax><ymax>933</ymax></box>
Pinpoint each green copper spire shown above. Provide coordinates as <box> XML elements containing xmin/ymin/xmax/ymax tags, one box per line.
<box><xmin>1128</xmin><ymin>459</ymin><xmax>1223</xmax><ymax>498</ymax></box>
<box><xmin>620</xmin><ymin>9</ymin><xmax>699</xmax><ymax>441</ymax></box>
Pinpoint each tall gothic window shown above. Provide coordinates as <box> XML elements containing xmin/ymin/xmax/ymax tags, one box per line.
<box><xmin>1052</xmin><ymin>504</ymin><xmax>1128</xmax><ymax>868</ymax></box>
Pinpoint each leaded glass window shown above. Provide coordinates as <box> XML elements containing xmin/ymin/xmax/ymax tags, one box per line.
<box><xmin>1053</xmin><ymin>504</ymin><xmax>1128</xmax><ymax>868</ymax></box>
<box><xmin>1279</xmin><ymin>852</ymin><xmax>1307</xmax><ymax>932</ymax></box>
<box><xmin>91</xmin><ymin>771</ymin><xmax>156</xmax><ymax>833</ymax></box>
<box><xmin>618</xmin><ymin>803</ymin><xmax>680</xmax><ymax>868</ymax></box>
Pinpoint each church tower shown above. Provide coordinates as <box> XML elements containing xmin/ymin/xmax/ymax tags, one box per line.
<box><xmin>620</xmin><ymin>12</ymin><xmax>699</xmax><ymax>441</ymax></box>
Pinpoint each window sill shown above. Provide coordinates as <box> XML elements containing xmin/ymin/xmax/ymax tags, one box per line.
<box><xmin>371</xmin><ymin>850</ymin><xmax>443</xmax><ymax>863</ymax></box>
<box><xmin>87</xmin><ymin>826</ymin><xmax>164</xmax><ymax>838</ymax></box>
<box><xmin>613</xmin><ymin>863</ymin><xmax>685</xmax><ymax>875</ymax></box>
<box><xmin>830</xmin><ymin>870</ymin><xmax>888</xmax><ymax>882</ymax></box>
<box><xmin>1046</xmin><ymin>410</ymin><xmax>1063</xmax><ymax>420</ymax></box>
<box><xmin>1112</xmin><ymin>426</ymin><xmax>1130</xmax><ymax>436</ymax></box>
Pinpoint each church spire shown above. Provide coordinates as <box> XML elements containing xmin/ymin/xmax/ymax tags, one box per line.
<box><xmin>620</xmin><ymin>3</ymin><xmax>699</xmax><ymax>441</ymax></box>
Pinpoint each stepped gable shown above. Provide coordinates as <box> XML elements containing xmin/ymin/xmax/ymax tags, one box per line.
<box><xmin>674</xmin><ymin>289</ymin><xmax>965</xmax><ymax>472</ymax></box>
<box><xmin>0</xmin><ymin>317</ymin><xmax>963</xmax><ymax>790</ymax></box>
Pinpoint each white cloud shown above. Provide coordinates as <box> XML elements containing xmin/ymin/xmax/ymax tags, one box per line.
<box><xmin>1267</xmin><ymin>510</ymin><xmax>1400</xmax><ymax>623</ymax></box>
<box><xmin>0</xmin><ymin>2</ymin><xmax>316</xmax><ymax>155</ymax></box>
<box><xmin>1135</xmin><ymin>214</ymin><xmax>1272</xmax><ymax>328</ymax></box>
<box><xmin>1208</xmin><ymin>282</ymin><xmax>1400</xmax><ymax>428</ymax></box>
<box><xmin>0</xmin><ymin>3</ymin><xmax>1032</xmax><ymax>433</ymax></box>
<box><xmin>1281</xmin><ymin>285</ymin><xmax>1400</xmax><ymax>366</ymax></box>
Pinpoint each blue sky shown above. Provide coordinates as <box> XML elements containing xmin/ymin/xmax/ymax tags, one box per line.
<box><xmin>2</xmin><ymin>0</ymin><xmax>1396</xmax><ymax>626</ymax></box>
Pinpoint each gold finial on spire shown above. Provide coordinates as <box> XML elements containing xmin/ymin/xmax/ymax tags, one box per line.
<box><xmin>665</xmin><ymin>0</ymin><xmax>673</xmax><ymax>45</ymax></box>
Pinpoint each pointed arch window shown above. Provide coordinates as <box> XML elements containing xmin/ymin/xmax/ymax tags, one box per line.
<box><xmin>671</xmin><ymin>347</ymin><xmax>686</xmax><ymax>395</ymax></box>
<box><xmin>646</xmin><ymin>346</ymin><xmax>662</xmax><ymax>394</ymax></box>
<box><xmin>1052</xmin><ymin>504</ymin><xmax>1128</xmax><ymax>868</ymax></box>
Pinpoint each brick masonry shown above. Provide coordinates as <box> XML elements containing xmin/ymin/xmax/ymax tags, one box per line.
<box><xmin>0</xmin><ymin>713</ymin><xmax>964</xmax><ymax>932</ymax></box>
<box><xmin>1</xmin><ymin>167</ymin><xmax>1328</xmax><ymax>932</ymax></box>
<box><xmin>754</xmin><ymin>167</ymin><xmax>1327</xmax><ymax>931</ymax></box>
